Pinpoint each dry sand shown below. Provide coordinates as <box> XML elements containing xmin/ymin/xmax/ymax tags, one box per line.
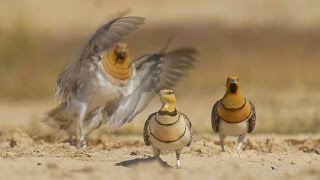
<box><xmin>0</xmin><ymin>129</ymin><xmax>319</xmax><ymax>180</ymax></box>
<box><xmin>0</xmin><ymin>98</ymin><xmax>319</xmax><ymax>180</ymax></box>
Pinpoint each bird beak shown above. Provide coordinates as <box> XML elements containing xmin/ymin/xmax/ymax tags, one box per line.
<box><xmin>229</xmin><ymin>81</ymin><xmax>238</xmax><ymax>94</ymax></box>
<box><xmin>117</xmin><ymin>51</ymin><xmax>127</xmax><ymax>60</ymax></box>
<box><xmin>230</xmin><ymin>79</ymin><xmax>237</xmax><ymax>84</ymax></box>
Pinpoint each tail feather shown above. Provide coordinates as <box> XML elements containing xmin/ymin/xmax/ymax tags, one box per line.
<box><xmin>42</xmin><ymin>102</ymin><xmax>73</xmax><ymax>130</ymax></box>
<box><xmin>43</xmin><ymin>103</ymin><xmax>103</xmax><ymax>136</ymax></box>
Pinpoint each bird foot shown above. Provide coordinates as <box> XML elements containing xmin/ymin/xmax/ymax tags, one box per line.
<box><xmin>176</xmin><ymin>160</ymin><xmax>181</xmax><ymax>169</ymax></box>
<box><xmin>76</xmin><ymin>140</ymin><xmax>87</xmax><ymax>149</ymax></box>
<box><xmin>236</xmin><ymin>150</ymin><xmax>241</xmax><ymax>157</ymax></box>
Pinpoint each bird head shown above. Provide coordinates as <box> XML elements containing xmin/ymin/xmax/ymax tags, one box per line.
<box><xmin>226</xmin><ymin>76</ymin><xmax>240</xmax><ymax>94</ymax></box>
<box><xmin>159</xmin><ymin>89</ymin><xmax>176</xmax><ymax>105</ymax></box>
<box><xmin>101</xmin><ymin>42</ymin><xmax>132</xmax><ymax>80</ymax></box>
<box><xmin>112</xmin><ymin>42</ymin><xmax>130</xmax><ymax>64</ymax></box>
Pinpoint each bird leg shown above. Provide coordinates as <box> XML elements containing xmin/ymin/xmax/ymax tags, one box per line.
<box><xmin>152</xmin><ymin>147</ymin><xmax>161</xmax><ymax>159</ymax></box>
<box><xmin>69</xmin><ymin>135</ymin><xmax>77</xmax><ymax>146</ymax></box>
<box><xmin>54</xmin><ymin>129</ymin><xmax>62</xmax><ymax>144</ymax></box>
<box><xmin>82</xmin><ymin>107</ymin><xmax>103</xmax><ymax>141</ymax></box>
<box><xmin>76</xmin><ymin>102</ymin><xmax>88</xmax><ymax>149</ymax></box>
<box><xmin>175</xmin><ymin>149</ymin><xmax>182</xmax><ymax>168</ymax></box>
<box><xmin>237</xmin><ymin>134</ymin><xmax>246</xmax><ymax>152</ymax></box>
<box><xmin>219</xmin><ymin>134</ymin><xmax>226</xmax><ymax>152</ymax></box>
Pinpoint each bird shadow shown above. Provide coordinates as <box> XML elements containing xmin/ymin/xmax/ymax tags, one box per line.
<box><xmin>115</xmin><ymin>156</ymin><xmax>174</xmax><ymax>169</ymax></box>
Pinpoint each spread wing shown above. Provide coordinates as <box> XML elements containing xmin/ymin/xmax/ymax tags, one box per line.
<box><xmin>211</xmin><ymin>100</ymin><xmax>221</xmax><ymax>133</ymax></box>
<box><xmin>155</xmin><ymin>48</ymin><xmax>198</xmax><ymax>91</ymax></box>
<box><xmin>181</xmin><ymin>113</ymin><xmax>193</xmax><ymax>146</ymax></box>
<box><xmin>55</xmin><ymin>16</ymin><xmax>145</xmax><ymax>100</ymax></box>
<box><xmin>143</xmin><ymin>113</ymin><xmax>156</xmax><ymax>146</ymax></box>
<box><xmin>103</xmin><ymin>47</ymin><xmax>198</xmax><ymax>131</ymax></box>
<box><xmin>248</xmin><ymin>101</ymin><xmax>256</xmax><ymax>133</ymax></box>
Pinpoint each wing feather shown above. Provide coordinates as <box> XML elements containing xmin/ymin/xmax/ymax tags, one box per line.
<box><xmin>143</xmin><ymin>113</ymin><xmax>156</xmax><ymax>146</ymax></box>
<box><xmin>103</xmin><ymin>53</ymin><xmax>163</xmax><ymax>130</ymax></box>
<box><xmin>55</xmin><ymin>16</ymin><xmax>145</xmax><ymax>100</ymax></box>
<box><xmin>248</xmin><ymin>101</ymin><xmax>256</xmax><ymax>133</ymax></box>
<box><xmin>102</xmin><ymin>45</ymin><xmax>197</xmax><ymax>131</ymax></box>
<box><xmin>211</xmin><ymin>100</ymin><xmax>221</xmax><ymax>133</ymax></box>
<box><xmin>157</xmin><ymin>48</ymin><xmax>197</xmax><ymax>90</ymax></box>
<box><xmin>181</xmin><ymin>113</ymin><xmax>193</xmax><ymax>146</ymax></box>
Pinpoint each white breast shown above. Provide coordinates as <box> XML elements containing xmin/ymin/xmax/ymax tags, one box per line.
<box><xmin>219</xmin><ymin>119</ymin><xmax>248</xmax><ymax>136</ymax></box>
<box><xmin>87</xmin><ymin>71</ymin><xmax>119</xmax><ymax>110</ymax></box>
<box><xmin>82</xmin><ymin>62</ymin><xmax>137</xmax><ymax>112</ymax></box>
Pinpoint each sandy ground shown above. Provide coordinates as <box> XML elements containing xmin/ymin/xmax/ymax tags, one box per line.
<box><xmin>0</xmin><ymin>98</ymin><xmax>319</xmax><ymax>180</ymax></box>
<box><xmin>0</xmin><ymin>129</ymin><xmax>319</xmax><ymax>180</ymax></box>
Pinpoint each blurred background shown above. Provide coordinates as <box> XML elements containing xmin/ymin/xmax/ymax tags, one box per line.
<box><xmin>0</xmin><ymin>0</ymin><xmax>319</xmax><ymax>135</ymax></box>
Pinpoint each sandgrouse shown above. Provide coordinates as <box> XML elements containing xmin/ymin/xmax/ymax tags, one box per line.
<box><xmin>43</xmin><ymin>15</ymin><xmax>197</xmax><ymax>147</ymax></box>
<box><xmin>144</xmin><ymin>89</ymin><xmax>192</xmax><ymax>168</ymax></box>
<box><xmin>211</xmin><ymin>76</ymin><xmax>256</xmax><ymax>152</ymax></box>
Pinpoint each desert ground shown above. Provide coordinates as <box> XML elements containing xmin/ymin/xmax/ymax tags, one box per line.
<box><xmin>0</xmin><ymin>128</ymin><xmax>320</xmax><ymax>180</ymax></box>
<box><xmin>0</xmin><ymin>97</ymin><xmax>319</xmax><ymax>180</ymax></box>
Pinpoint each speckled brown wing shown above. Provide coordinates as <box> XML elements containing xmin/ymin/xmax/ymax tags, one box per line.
<box><xmin>143</xmin><ymin>113</ymin><xmax>156</xmax><ymax>146</ymax></box>
<box><xmin>248</xmin><ymin>101</ymin><xmax>256</xmax><ymax>133</ymax></box>
<box><xmin>211</xmin><ymin>100</ymin><xmax>221</xmax><ymax>133</ymax></box>
<box><xmin>180</xmin><ymin>113</ymin><xmax>192</xmax><ymax>146</ymax></box>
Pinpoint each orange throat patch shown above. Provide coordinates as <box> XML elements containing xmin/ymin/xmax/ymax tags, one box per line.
<box><xmin>101</xmin><ymin>52</ymin><xmax>132</xmax><ymax>80</ymax></box>
<box><xmin>218</xmin><ymin>94</ymin><xmax>251</xmax><ymax>123</ymax></box>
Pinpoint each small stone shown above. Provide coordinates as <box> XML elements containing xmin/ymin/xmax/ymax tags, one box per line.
<box><xmin>130</xmin><ymin>151</ymin><xmax>139</xmax><ymax>156</ymax></box>
<box><xmin>37</xmin><ymin>162</ymin><xmax>42</xmax><ymax>166</ymax></box>
<box><xmin>9</xmin><ymin>139</ymin><xmax>17</xmax><ymax>148</ymax></box>
<box><xmin>5</xmin><ymin>152</ymin><xmax>16</xmax><ymax>159</ymax></box>
<box><xmin>46</xmin><ymin>162</ymin><xmax>58</xmax><ymax>169</ymax></box>
<box><xmin>271</xmin><ymin>166</ymin><xmax>275</xmax><ymax>170</ymax></box>
<box><xmin>291</xmin><ymin>161</ymin><xmax>296</xmax><ymax>165</ymax></box>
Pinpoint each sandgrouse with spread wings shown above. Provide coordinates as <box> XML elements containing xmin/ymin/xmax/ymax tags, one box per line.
<box><xmin>211</xmin><ymin>76</ymin><xmax>256</xmax><ymax>152</ymax></box>
<box><xmin>43</xmin><ymin>16</ymin><xmax>197</xmax><ymax>147</ymax></box>
<box><xmin>144</xmin><ymin>89</ymin><xmax>192</xmax><ymax>168</ymax></box>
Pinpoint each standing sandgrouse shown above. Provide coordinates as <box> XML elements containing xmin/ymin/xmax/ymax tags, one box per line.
<box><xmin>144</xmin><ymin>89</ymin><xmax>192</xmax><ymax>168</ymax></box>
<box><xmin>211</xmin><ymin>76</ymin><xmax>256</xmax><ymax>152</ymax></box>
<box><xmin>43</xmin><ymin>15</ymin><xmax>197</xmax><ymax>148</ymax></box>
